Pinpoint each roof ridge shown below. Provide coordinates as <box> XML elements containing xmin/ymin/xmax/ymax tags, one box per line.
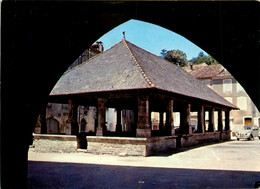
<box><xmin>123</xmin><ymin>39</ymin><xmax>155</xmax><ymax>88</ymax></box>
<box><xmin>63</xmin><ymin>40</ymin><xmax>124</xmax><ymax>75</ymax></box>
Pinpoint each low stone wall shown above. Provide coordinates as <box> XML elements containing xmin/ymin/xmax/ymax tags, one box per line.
<box><xmin>32</xmin><ymin>134</ymin><xmax>77</xmax><ymax>153</ymax></box>
<box><xmin>32</xmin><ymin>134</ymin><xmax>177</xmax><ymax>156</ymax></box>
<box><xmin>180</xmin><ymin>131</ymin><xmax>230</xmax><ymax>148</ymax></box>
<box><xmin>32</xmin><ymin>131</ymin><xmax>230</xmax><ymax>156</ymax></box>
<box><xmin>222</xmin><ymin>131</ymin><xmax>231</xmax><ymax>141</ymax></box>
<box><xmin>85</xmin><ymin>136</ymin><xmax>177</xmax><ymax>156</ymax></box>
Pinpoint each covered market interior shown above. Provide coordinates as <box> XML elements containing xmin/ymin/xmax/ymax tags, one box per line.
<box><xmin>42</xmin><ymin>38</ymin><xmax>238</xmax><ymax>156</ymax></box>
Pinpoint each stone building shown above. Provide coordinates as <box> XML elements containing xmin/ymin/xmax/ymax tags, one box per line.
<box><xmin>34</xmin><ymin>42</ymin><xmax>104</xmax><ymax>135</ymax></box>
<box><xmin>34</xmin><ymin>38</ymin><xmax>239</xmax><ymax>156</ymax></box>
<box><xmin>183</xmin><ymin>63</ymin><xmax>260</xmax><ymax>132</ymax></box>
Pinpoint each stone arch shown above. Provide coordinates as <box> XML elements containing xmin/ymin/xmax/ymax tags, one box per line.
<box><xmin>46</xmin><ymin>117</ymin><xmax>60</xmax><ymax>134</ymax></box>
<box><xmin>4</xmin><ymin>3</ymin><xmax>260</xmax><ymax>188</ymax></box>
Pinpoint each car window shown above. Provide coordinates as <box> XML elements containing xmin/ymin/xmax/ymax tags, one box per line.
<box><xmin>243</xmin><ymin>126</ymin><xmax>252</xmax><ymax>130</ymax></box>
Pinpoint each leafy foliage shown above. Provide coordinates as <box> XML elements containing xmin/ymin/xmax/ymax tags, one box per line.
<box><xmin>160</xmin><ymin>49</ymin><xmax>188</xmax><ymax>67</ymax></box>
<box><xmin>160</xmin><ymin>49</ymin><xmax>219</xmax><ymax>67</ymax></box>
<box><xmin>189</xmin><ymin>52</ymin><xmax>219</xmax><ymax>65</ymax></box>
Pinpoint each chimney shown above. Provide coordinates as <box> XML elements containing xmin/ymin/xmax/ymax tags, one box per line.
<box><xmin>123</xmin><ymin>31</ymin><xmax>125</xmax><ymax>39</ymax></box>
<box><xmin>96</xmin><ymin>41</ymin><xmax>104</xmax><ymax>52</ymax></box>
<box><xmin>188</xmin><ymin>62</ymin><xmax>193</xmax><ymax>70</ymax></box>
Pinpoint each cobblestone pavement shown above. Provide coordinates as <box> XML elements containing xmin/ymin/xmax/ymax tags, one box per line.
<box><xmin>28</xmin><ymin>139</ymin><xmax>260</xmax><ymax>188</ymax></box>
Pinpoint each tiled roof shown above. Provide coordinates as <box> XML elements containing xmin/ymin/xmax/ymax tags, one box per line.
<box><xmin>183</xmin><ymin>63</ymin><xmax>232</xmax><ymax>79</ymax></box>
<box><xmin>184</xmin><ymin>64</ymin><xmax>224</xmax><ymax>79</ymax></box>
<box><xmin>50</xmin><ymin>39</ymin><xmax>237</xmax><ymax>109</ymax></box>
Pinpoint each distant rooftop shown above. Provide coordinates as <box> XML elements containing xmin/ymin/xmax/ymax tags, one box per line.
<box><xmin>183</xmin><ymin>63</ymin><xmax>231</xmax><ymax>79</ymax></box>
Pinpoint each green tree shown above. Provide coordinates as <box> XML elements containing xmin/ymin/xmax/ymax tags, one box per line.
<box><xmin>189</xmin><ymin>52</ymin><xmax>219</xmax><ymax>65</ymax></box>
<box><xmin>160</xmin><ymin>49</ymin><xmax>167</xmax><ymax>58</ymax></box>
<box><xmin>161</xmin><ymin>49</ymin><xmax>188</xmax><ymax>67</ymax></box>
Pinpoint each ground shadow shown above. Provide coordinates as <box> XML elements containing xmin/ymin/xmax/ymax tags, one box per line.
<box><xmin>28</xmin><ymin>161</ymin><xmax>260</xmax><ymax>189</ymax></box>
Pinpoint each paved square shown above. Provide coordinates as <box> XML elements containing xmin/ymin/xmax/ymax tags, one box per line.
<box><xmin>28</xmin><ymin>139</ymin><xmax>260</xmax><ymax>188</ymax></box>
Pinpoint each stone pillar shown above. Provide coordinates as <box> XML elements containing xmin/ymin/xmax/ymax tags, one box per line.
<box><xmin>116</xmin><ymin>108</ymin><xmax>122</xmax><ymax>134</ymax></box>
<box><xmin>96</xmin><ymin>98</ymin><xmax>107</xmax><ymax>136</ymax></box>
<box><xmin>225</xmin><ymin>110</ymin><xmax>230</xmax><ymax>131</ymax></box>
<box><xmin>197</xmin><ymin>105</ymin><xmax>205</xmax><ymax>133</ymax></box>
<box><xmin>68</xmin><ymin>100</ymin><xmax>79</xmax><ymax>135</ymax></box>
<box><xmin>180</xmin><ymin>103</ymin><xmax>191</xmax><ymax>134</ymax></box>
<box><xmin>136</xmin><ymin>96</ymin><xmax>151</xmax><ymax>137</ymax></box>
<box><xmin>208</xmin><ymin>107</ymin><xmax>215</xmax><ymax>132</ymax></box>
<box><xmin>166</xmin><ymin>99</ymin><xmax>175</xmax><ymax>135</ymax></box>
<box><xmin>40</xmin><ymin>106</ymin><xmax>47</xmax><ymax>134</ymax></box>
<box><xmin>159</xmin><ymin>112</ymin><xmax>164</xmax><ymax>133</ymax></box>
<box><xmin>218</xmin><ymin>109</ymin><xmax>223</xmax><ymax>132</ymax></box>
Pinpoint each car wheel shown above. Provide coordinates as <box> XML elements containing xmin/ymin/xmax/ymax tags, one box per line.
<box><xmin>248</xmin><ymin>135</ymin><xmax>252</xmax><ymax>140</ymax></box>
<box><xmin>258</xmin><ymin>137</ymin><xmax>260</xmax><ymax>140</ymax></box>
<box><xmin>251</xmin><ymin>135</ymin><xmax>255</xmax><ymax>140</ymax></box>
<box><xmin>237</xmin><ymin>138</ymin><xmax>240</xmax><ymax>141</ymax></box>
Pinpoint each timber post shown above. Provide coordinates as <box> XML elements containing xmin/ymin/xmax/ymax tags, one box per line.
<box><xmin>166</xmin><ymin>99</ymin><xmax>174</xmax><ymax>135</ymax></box>
<box><xmin>180</xmin><ymin>103</ymin><xmax>191</xmax><ymax>134</ymax></box>
<box><xmin>96</xmin><ymin>98</ymin><xmax>107</xmax><ymax>136</ymax></box>
<box><xmin>116</xmin><ymin>108</ymin><xmax>122</xmax><ymax>134</ymax></box>
<box><xmin>197</xmin><ymin>105</ymin><xmax>205</xmax><ymax>133</ymax></box>
<box><xmin>68</xmin><ymin>99</ymin><xmax>79</xmax><ymax>135</ymax></box>
<box><xmin>136</xmin><ymin>96</ymin><xmax>151</xmax><ymax>137</ymax></box>
<box><xmin>218</xmin><ymin>109</ymin><xmax>223</xmax><ymax>132</ymax></box>
<box><xmin>224</xmin><ymin>110</ymin><xmax>230</xmax><ymax>131</ymax></box>
<box><xmin>208</xmin><ymin>107</ymin><xmax>215</xmax><ymax>132</ymax></box>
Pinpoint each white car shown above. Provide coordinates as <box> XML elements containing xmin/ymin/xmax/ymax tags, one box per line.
<box><xmin>235</xmin><ymin>126</ymin><xmax>260</xmax><ymax>141</ymax></box>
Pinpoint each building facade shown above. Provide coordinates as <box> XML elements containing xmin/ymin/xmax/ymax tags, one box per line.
<box><xmin>34</xmin><ymin>42</ymin><xmax>104</xmax><ymax>135</ymax></box>
<box><xmin>184</xmin><ymin>63</ymin><xmax>260</xmax><ymax>132</ymax></box>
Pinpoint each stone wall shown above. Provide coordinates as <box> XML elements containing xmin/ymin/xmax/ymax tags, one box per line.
<box><xmin>222</xmin><ymin>131</ymin><xmax>231</xmax><ymax>141</ymax></box>
<box><xmin>181</xmin><ymin>132</ymin><xmax>222</xmax><ymax>147</ymax></box>
<box><xmin>32</xmin><ymin>132</ymin><xmax>230</xmax><ymax>156</ymax></box>
<box><xmin>32</xmin><ymin>134</ymin><xmax>77</xmax><ymax>153</ymax></box>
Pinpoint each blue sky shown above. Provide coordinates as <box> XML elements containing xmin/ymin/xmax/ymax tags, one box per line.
<box><xmin>96</xmin><ymin>19</ymin><xmax>208</xmax><ymax>60</ymax></box>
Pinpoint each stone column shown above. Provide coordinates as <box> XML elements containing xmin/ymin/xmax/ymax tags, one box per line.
<box><xmin>159</xmin><ymin>112</ymin><xmax>164</xmax><ymax>133</ymax></box>
<box><xmin>40</xmin><ymin>106</ymin><xmax>47</xmax><ymax>134</ymax></box>
<box><xmin>166</xmin><ymin>99</ymin><xmax>175</xmax><ymax>135</ymax></box>
<box><xmin>197</xmin><ymin>105</ymin><xmax>205</xmax><ymax>133</ymax></box>
<box><xmin>96</xmin><ymin>98</ymin><xmax>107</xmax><ymax>136</ymax></box>
<box><xmin>116</xmin><ymin>108</ymin><xmax>122</xmax><ymax>134</ymax></box>
<box><xmin>224</xmin><ymin>110</ymin><xmax>230</xmax><ymax>131</ymax></box>
<box><xmin>208</xmin><ymin>107</ymin><xmax>215</xmax><ymax>132</ymax></box>
<box><xmin>180</xmin><ymin>103</ymin><xmax>191</xmax><ymax>134</ymax></box>
<box><xmin>136</xmin><ymin>96</ymin><xmax>151</xmax><ymax>137</ymax></box>
<box><xmin>68</xmin><ymin>100</ymin><xmax>79</xmax><ymax>135</ymax></box>
<box><xmin>218</xmin><ymin>109</ymin><xmax>223</xmax><ymax>132</ymax></box>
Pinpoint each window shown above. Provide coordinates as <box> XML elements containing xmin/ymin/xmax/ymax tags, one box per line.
<box><xmin>244</xmin><ymin>117</ymin><xmax>252</xmax><ymax>126</ymax></box>
<box><xmin>223</xmin><ymin>79</ymin><xmax>232</xmax><ymax>93</ymax></box>
<box><xmin>237</xmin><ymin>97</ymin><xmax>247</xmax><ymax>111</ymax></box>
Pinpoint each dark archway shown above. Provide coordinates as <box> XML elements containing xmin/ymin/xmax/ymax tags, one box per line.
<box><xmin>2</xmin><ymin>2</ymin><xmax>260</xmax><ymax>188</ymax></box>
<box><xmin>46</xmin><ymin>118</ymin><xmax>60</xmax><ymax>134</ymax></box>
